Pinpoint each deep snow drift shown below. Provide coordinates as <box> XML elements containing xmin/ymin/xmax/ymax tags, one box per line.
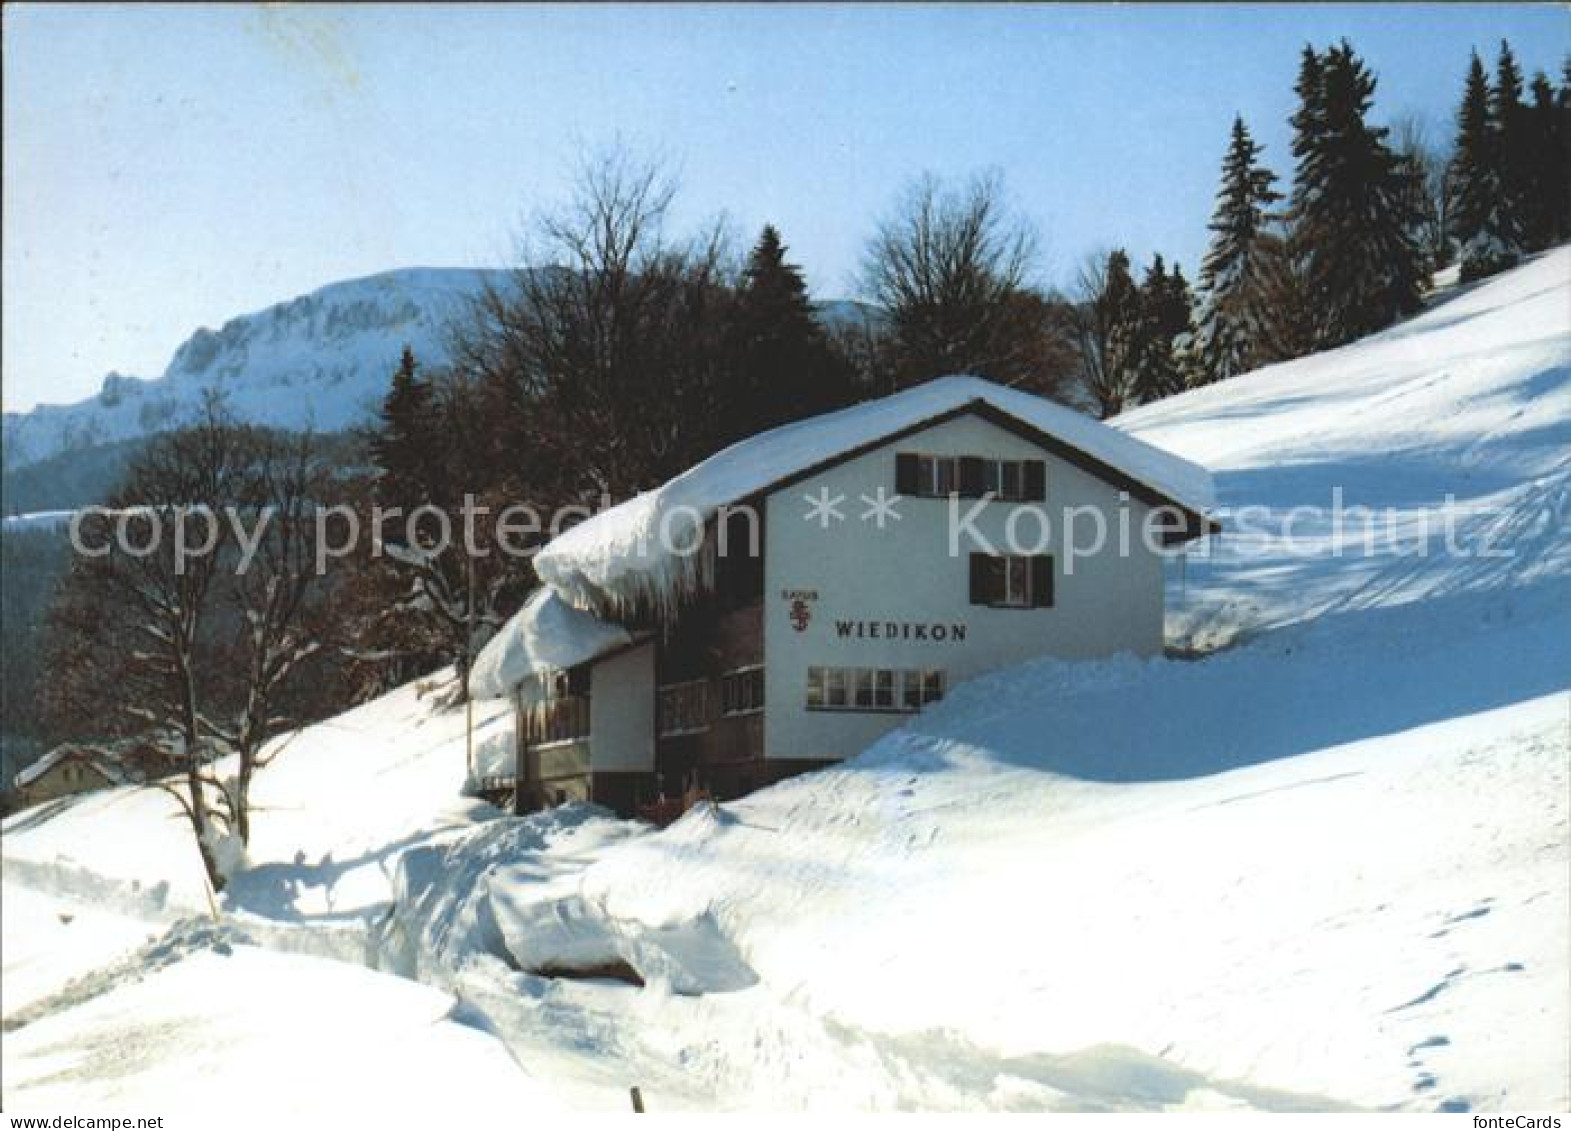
<box><xmin>4</xmin><ymin>250</ymin><xmax>1568</xmax><ymax>1112</ymax></box>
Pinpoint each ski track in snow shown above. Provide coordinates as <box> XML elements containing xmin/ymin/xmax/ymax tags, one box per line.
<box><xmin>4</xmin><ymin>249</ymin><xmax>1570</xmax><ymax>1112</ymax></box>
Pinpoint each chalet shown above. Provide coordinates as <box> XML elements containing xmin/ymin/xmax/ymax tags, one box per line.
<box><xmin>469</xmin><ymin>375</ymin><xmax>1217</xmax><ymax>816</ymax></box>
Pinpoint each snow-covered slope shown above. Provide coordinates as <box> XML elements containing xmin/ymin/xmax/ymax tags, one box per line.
<box><xmin>1</xmin><ymin>268</ymin><xmax>501</xmax><ymax>472</ymax></box>
<box><xmin>3</xmin><ymin>250</ymin><xmax>1568</xmax><ymax>1113</ymax></box>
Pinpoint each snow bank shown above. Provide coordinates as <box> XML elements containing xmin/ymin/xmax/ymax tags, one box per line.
<box><xmin>3</xmin><ymin>674</ymin><xmax>509</xmax><ymax>920</ymax></box>
<box><xmin>386</xmin><ymin>803</ymin><xmax>645</xmax><ymax>979</ymax></box>
<box><xmin>468</xmin><ymin>587</ymin><xmax>634</xmax><ymax>701</ymax></box>
<box><xmin>1</xmin><ymin>935</ymin><xmax>562</xmax><ymax>1114</ymax></box>
<box><xmin>534</xmin><ymin>374</ymin><xmax>1217</xmax><ymax>619</ymax></box>
<box><xmin>386</xmin><ymin>803</ymin><xmax>754</xmax><ymax>995</ymax></box>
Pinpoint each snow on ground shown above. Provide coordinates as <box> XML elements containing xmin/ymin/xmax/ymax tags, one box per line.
<box><xmin>4</xmin><ymin>676</ymin><xmax>512</xmax><ymax>922</ymax></box>
<box><xmin>3</xmin><ymin>249</ymin><xmax>1568</xmax><ymax>1112</ymax></box>
<box><xmin>1123</xmin><ymin>244</ymin><xmax>1571</xmax><ymax>640</ymax></box>
<box><xmin>2</xmin><ymin>885</ymin><xmax>162</xmax><ymax>1017</ymax></box>
<box><xmin>1</xmin><ymin>920</ymin><xmax>560</xmax><ymax>1115</ymax></box>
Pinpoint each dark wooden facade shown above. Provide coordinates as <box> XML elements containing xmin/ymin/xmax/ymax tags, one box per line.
<box><xmin>512</xmin><ymin>504</ymin><xmax>835</xmax><ymax>818</ymax></box>
<box><xmin>654</xmin><ymin>599</ymin><xmax>766</xmax><ymax>799</ymax></box>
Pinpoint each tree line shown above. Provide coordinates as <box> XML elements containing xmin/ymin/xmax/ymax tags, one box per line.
<box><xmin>1101</xmin><ymin>38</ymin><xmax>1570</xmax><ymax>406</ymax></box>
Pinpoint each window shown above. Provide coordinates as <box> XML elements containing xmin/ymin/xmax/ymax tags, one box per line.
<box><xmin>827</xmin><ymin>667</ymin><xmax>849</xmax><ymax>708</ymax></box>
<box><xmin>970</xmin><ymin>553</ymin><xmax>1054</xmax><ymax>609</ymax></box>
<box><xmin>721</xmin><ymin>666</ymin><xmax>764</xmax><ymax>716</ymax></box>
<box><xmin>890</xmin><ymin>453</ymin><xmax>959</xmax><ymax>497</ymax></box>
<box><xmin>807</xmin><ymin>667</ymin><xmax>945</xmax><ymax>713</ymax></box>
<box><xmin>903</xmin><ymin>454</ymin><xmax>958</xmax><ymax>497</ymax></box>
<box><xmin>897</xmin><ymin>453</ymin><xmax>1046</xmax><ymax>500</ymax></box>
<box><xmin>981</xmin><ymin>458</ymin><xmax>1028</xmax><ymax>500</ymax></box>
<box><xmin>659</xmin><ymin>679</ymin><xmax>710</xmax><ymax>736</ymax></box>
<box><xmin>1004</xmin><ymin>555</ymin><xmax>1032</xmax><ymax>606</ymax></box>
<box><xmin>547</xmin><ymin>667</ymin><xmax>591</xmax><ymax>699</ymax></box>
<box><xmin>531</xmin><ymin>669</ymin><xmax>590</xmax><ymax>746</ymax></box>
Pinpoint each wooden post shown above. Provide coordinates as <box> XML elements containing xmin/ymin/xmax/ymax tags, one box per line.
<box><xmin>630</xmin><ymin>1086</ymin><xmax>644</xmax><ymax>1113</ymax></box>
<box><xmin>511</xmin><ymin>685</ymin><xmax>523</xmax><ymax>815</ymax></box>
<box><xmin>465</xmin><ymin>551</ymin><xmax>475</xmax><ymax>782</ymax></box>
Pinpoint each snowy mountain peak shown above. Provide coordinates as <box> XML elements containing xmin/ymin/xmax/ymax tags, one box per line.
<box><xmin>2</xmin><ymin>268</ymin><xmax>504</xmax><ymax>473</ymax></box>
<box><xmin>4</xmin><ymin>270</ymin><xmax>881</xmax><ymax>479</ymax></box>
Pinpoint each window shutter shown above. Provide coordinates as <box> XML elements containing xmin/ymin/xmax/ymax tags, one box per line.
<box><xmin>1023</xmin><ymin>460</ymin><xmax>1047</xmax><ymax>501</ymax></box>
<box><xmin>1031</xmin><ymin>555</ymin><xmax>1055</xmax><ymax>608</ymax></box>
<box><xmin>959</xmin><ymin>456</ymin><xmax>986</xmax><ymax>497</ymax></box>
<box><xmin>969</xmin><ymin>553</ymin><xmax>992</xmax><ymax>605</ymax></box>
<box><xmin>895</xmin><ymin>453</ymin><xmax>920</xmax><ymax>496</ymax></box>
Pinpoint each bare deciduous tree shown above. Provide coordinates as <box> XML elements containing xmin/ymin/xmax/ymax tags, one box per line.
<box><xmin>451</xmin><ymin>147</ymin><xmax>739</xmax><ymax>503</ymax></box>
<box><xmin>41</xmin><ymin>402</ymin><xmax>342</xmax><ymax>888</ymax></box>
<box><xmin>861</xmin><ymin>171</ymin><xmax>1067</xmax><ymax>394</ymax></box>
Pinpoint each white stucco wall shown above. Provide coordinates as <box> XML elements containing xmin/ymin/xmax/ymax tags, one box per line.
<box><xmin>589</xmin><ymin>642</ymin><xmax>656</xmax><ymax>772</ymax></box>
<box><xmin>763</xmin><ymin>411</ymin><xmax>1167</xmax><ymax>762</ymax></box>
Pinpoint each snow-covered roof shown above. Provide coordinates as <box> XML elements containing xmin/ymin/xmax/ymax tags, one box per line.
<box><xmin>468</xmin><ymin>588</ymin><xmax>635</xmax><ymax>701</ymax></box>
<box><xmin>535</xmin><ymin>375</ymin><xmax>1217</xmax><ymax>619</ymax></box>
<box><xmin>14</xmin><ymin>746</ymin><xmax>129</xmax><ymax>790</ymax></box>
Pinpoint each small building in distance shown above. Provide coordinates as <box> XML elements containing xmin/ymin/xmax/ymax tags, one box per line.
<box><xmin>12</xmin><ymin>745</ymin><xmax>133</xmax><ymax>809</ymax></box>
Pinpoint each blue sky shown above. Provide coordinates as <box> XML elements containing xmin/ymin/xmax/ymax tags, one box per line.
<box><xmin>4</xmin><ymin>3</ymin><xmax>1567</xmax><ymax>411</ymax></box>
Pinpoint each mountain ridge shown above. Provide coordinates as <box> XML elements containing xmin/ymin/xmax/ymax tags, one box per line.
<box><xmin>4</xmin><ymin>268</ymin><xmax>881</xmax><ymax>481</ymax></box>
<box><xmin>2</xmin><ymin>268</ymin><xmax>503</xmax><ymax>474</ymax></box>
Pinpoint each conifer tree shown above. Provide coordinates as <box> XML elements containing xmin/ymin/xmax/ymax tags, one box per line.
<box><xmin>369</xmin><ymin>346</ymin><xmax>440</xmax><ymax>511</ymax></box>
<box><xmin>1450</xmin><ymin>52</ymin><xmax>1521</xmax><ymax>280</ymax></box>
<box><xmin>1161</xmin><ymin>262</ymin><xmax>1200</xmax><ymax>391</ymax></box>
<box><xmin>1195</xmin><ymin>116</ymin><xmax>1281</xmax><ymax>383</ymax></box>
<box><xmin>1493</xmin><ymin>42</ymin><xmax>1535</xmax><ymax>244</ymax></box>
<box><xmin>1131</xmin><ymin>255</ymin><xmax>1196</xmax><ymax>402</ymax></box>
<box><xmin>1523</xmin><ymin>70</ymin><xmax>1570</xmax><ymax>249</ymax></box>
<box><xmin>1287</xmin><ymin>45</ymin><xmax>1327</xmax><ymax>214</ymax></box>
<box><xmin>1288</xmin><ymin>41</ymin><xmax>1426</xmax><ymax>347</ymax></box>
<box><xmin>729</xmin><ymin>225</ymin><xmax>854</xmax><ymax>434</ymax></box>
